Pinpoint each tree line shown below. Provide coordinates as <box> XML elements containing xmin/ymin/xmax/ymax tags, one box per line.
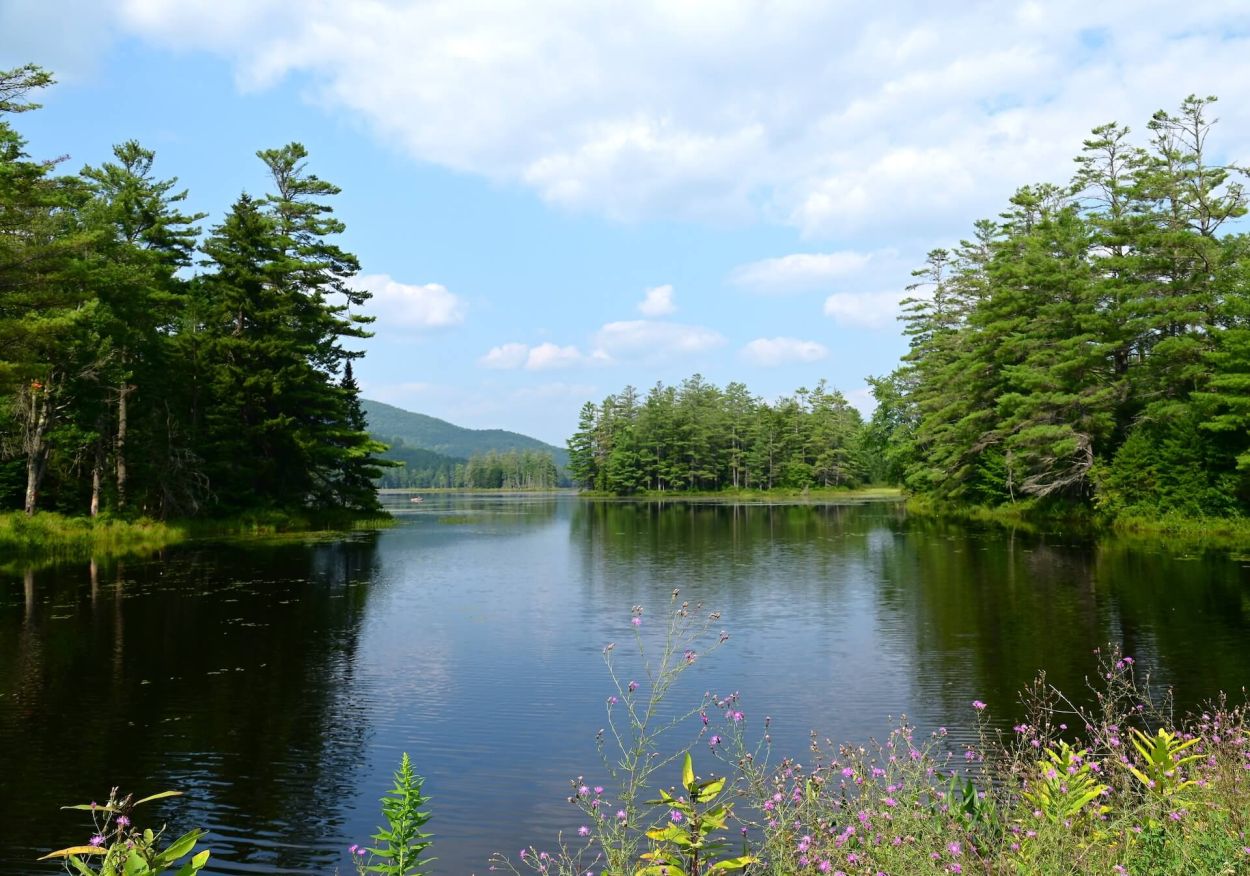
<box><xmin>377</xmin><ymin>444</ymin><xmax>561</xmax><ymax>490</ymax></box>
<box><xmin>866</xmin><ymin>95</ymin><xmax>1250</xmax><ymax>519</ymax></box>
<box><xmin>566</xmin><ymin>375</ymin><xmax>870</xmax><ymax>494</ymax></box>
<box><xmin>0</xmin><ymin>65</ymin><xmax>386</xmax><ymax>516</ymax></box>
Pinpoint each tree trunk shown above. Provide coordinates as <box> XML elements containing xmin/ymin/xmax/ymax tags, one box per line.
<box><xmin>21</xmin><ymin>383</ymin><xmax>54</xmax><ymax>516</ymax></box>
<box><xmin>24</xmin><ymin>450</ymin><xmax>46</xmax><ymax>516</ymax></box>
<box><xmin>90</xmin><ymin>454</ymin><xmax>101</xmax><ymax>517</ymax></box>
<box><xmin>116</xmin><ymin>381</ymin><xmax>132</xmax><ymax>512</ymax></box>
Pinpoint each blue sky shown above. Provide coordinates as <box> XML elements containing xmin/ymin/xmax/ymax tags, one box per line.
<box><xmin>4</xmin><ymin>1</ymin><xmax>1250</xmax><ymax>445</ymax></box>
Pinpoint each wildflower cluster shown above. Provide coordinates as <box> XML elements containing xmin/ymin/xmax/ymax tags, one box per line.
<box><xmin>497</xmin><ymin>618</ymin><xmax>1250</xmax><ymax>876</ymax></box>
<box><xmin>40</xmin><ymin>789</ymin><xmax>209</xmax><ymax>875</ymax></box>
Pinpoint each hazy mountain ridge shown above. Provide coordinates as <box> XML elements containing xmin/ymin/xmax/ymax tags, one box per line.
<box><xmin>363</xmin><ymin>399</ymin><xmax>570</xmax><ymax>469</ymax></box>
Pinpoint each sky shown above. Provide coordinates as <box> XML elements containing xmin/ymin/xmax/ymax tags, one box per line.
<box><xmin>4</xmin><ymin>1</ymin><xmax>1250</xmax><ymax>446</ymax></box>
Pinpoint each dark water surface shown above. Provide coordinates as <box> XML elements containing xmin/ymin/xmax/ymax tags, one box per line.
<box><xmin>2</xmin><ymin>496</ymin><xmax>1249</xmax><ymax>873</ymax></box>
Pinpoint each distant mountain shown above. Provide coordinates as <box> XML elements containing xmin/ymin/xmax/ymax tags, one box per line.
<box><xmin>363</xmin><ymin>399</ymin><xmax>570</xmax><ymax>469</ymax></box>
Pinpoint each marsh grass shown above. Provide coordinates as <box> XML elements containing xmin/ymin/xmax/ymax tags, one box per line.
<box><xmin>906</xmin><ymin>495</ymin><xmax>1250</xmax><ymax>556</ymax></box>
<box><xmin>0</xmin><ymin>509</ymin><xmax>393</xmax><ymax>572</ymax></box>
<box><xmin>0</xmin><ymin>513</ymin><xmax>180</xmax><ymax>569</ymax></box>
<box><xmin>581</xmin><ymin>487</ymin><xmax>905</xmax><ymax>503</ymax></box>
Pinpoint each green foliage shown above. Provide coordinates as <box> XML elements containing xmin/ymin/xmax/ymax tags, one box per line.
<box><xmin>1127</xmin><ymin>727</ymin><xmax>1203</xmax><ymax>800</ymax></box>
<box><xmin>881</xmin><ymin>94</ymin><xmax>1250</xmax><ymax>522</ymax></box>
<box><xmin>1021</xmin><ymin>741</ymin><xmax>1109</xmax><ymax>824</ymax></box>
<box><xmin>41</xmin><ymin>790</ymin><xmax>210</xmax><ymax>876</ymax></box>
<box><xmin>462</xmin><ymin>449</ymin><xmax>560</xmax><ymax>490</ymax></box>
<box><xmin>568</xmin><ymin>377</ymin><xmax>871</xmax><ymax>494</ymax></box>
<box><xmin>636</xmin><ymin>753</ymin><xmax>754</xmax><ymax>876</ymax></box>
<box><xmin>0</xmin><ymin>67</ymin><xmax>385</xmax><ymax>518</ymax></box>
<box><xmin>356</xmin><ymin>753</ymin><xmax>433</xmax><ymax>876</ymax></box>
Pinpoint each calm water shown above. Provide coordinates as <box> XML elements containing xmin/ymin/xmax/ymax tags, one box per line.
<box><xmin>2</xmin><ymin>496</ymin><xmax>1249</xmax><ymax>874</ymax></box>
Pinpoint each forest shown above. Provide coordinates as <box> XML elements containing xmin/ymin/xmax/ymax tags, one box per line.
<box><xmin>565</xmin><ymin>376</ymin><xmax>870</xmax><ymax>493</ymax></box>
<box><xmin>572</xmin><ymin>96</ymin><xmax>1250</xmax><ymax>523</ymax></box>
<box><xmin>868</xmin><ymin>95</ymin><xmax>1250</xmax><ymax>520</ymax></box>
<box><xmin>376</xmin><ymin>444</ymin><xmax>561</xmax><ymax>490</ymax></box>
<box><xmin>0</xmin><ymin>64</ymin><xmax>386</xmax><ymax>517</ymax></box>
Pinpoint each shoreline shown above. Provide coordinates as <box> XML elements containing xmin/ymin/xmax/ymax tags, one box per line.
<box><xmin>0</xmin><ymin>509</ymin><xmax>393</xmax><ymax>571</ymax></box>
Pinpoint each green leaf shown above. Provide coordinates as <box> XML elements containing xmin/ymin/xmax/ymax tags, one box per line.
<box><xmin>122</xmin><ymin>852</ymin><xmax>150</xmax><ymax>875</ymax></box>
<box><xmin>66</xmin><ymin>855</ymin><xmax>98</xmax><ymax>876</ymax></box>
<box><xmin>152</xmin><ymin>829</ymin><xmax>205</xmax><ymax>866</ymax></box>
<box><xmin>681</xmin><ymin>752</ymin><xmax>695</xmax><ymax>790</ymax></box>
<box><xmin>174</xmin><ymin>849</ymin><xmax>211</xmax><ymax>876</ymax></box>
<box><xmin>693</xmin><ymin>777</ymin><xmax>725</xmax><ymax>802</ymax></box>
<box><xmin>645</xmin><ymin>824</ymin><xmax>690</xmax><ymax>846</ymax></box>
<box><xmin>709</xmin><ymin>856</ymin><xmax>758</xmax><ymax>872</ymax></box>
<box><xmin>134</xmin><ymin>791</ymin><xmax>184</xmax><ymax>807</ymax></box>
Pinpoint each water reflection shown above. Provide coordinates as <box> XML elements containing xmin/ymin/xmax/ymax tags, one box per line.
<box><xmin>0</xmin><ymin>536</ymin><xmax>381</xmax><ymax>873</ymax></box>
<box><xmin>570</xmin><ymin>501</ymin><xmax>1250</xmax><ymax>752</ymax></box>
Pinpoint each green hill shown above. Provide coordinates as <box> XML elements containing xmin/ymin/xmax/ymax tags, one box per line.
<box><xmin>363</xmin><ymin>399</ymin><xmax>570</xmax><ymax>470</ymax></box>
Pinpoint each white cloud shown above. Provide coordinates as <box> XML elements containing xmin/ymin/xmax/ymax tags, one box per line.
<box><xmin>358</xmin><ymin>273</ymin><xmax>466</xmax><ymax>330</ymax></box>
<box><xmin>525</xmin><ymin>342</ymin><xmax>588</xmax><ymax>370</ymax></box>
<box><xmin>638</xmin><ymin>283</ymin><xmax>676</xmax><ymax>316</ymax></box>
<box><xmin>479</xmin><ymin>342</ymin><xmax>529</xmax><ymax>369</ymax></box>
<box><xmin>98</xmin><ymin>2</ymin><xmax>1250</xmax><ymax>235</ymax></box>
<box><xmin>593</xmin><ymin>320</ymin><xmax>725</xmax><ymax>362</ymax></box>
<box><xmin>477</xmin><ymin>341</ymin><xmax>605</xmax><ymax>371</ymax></box>
<box><xmin>823</xmin><ymin>291</ymin><xmax>904</xmax><ymax>329</ymax></box>
<box><xmin>729</xmin><ymin>251</ymin><xmax>874</xmax><ymax>292</ymax></box>
<box><xmin>740</xmin><ymin>337</ymin><xmax>829</xmax><ymax>366</ymax></box>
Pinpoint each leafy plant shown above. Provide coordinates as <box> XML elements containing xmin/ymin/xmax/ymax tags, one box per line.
<box><xmin>943</xmin><ymin>772</ymin><xmax>999</xmax><ymax>831</ymax></box>
<box><xmin>40</xmin><ymin>789</ymin><xmax>210</xmax><ymax>876</ymax></box>
<box><xmin>1127</xmin><ymin>727</ymin><xmax>1203</xmax><ymax>799</ymax></box>
<box><xmin>636</xmin><ymin>753</ymin><xmax>754</xmax><ymax>876</ymax></box>
<box><xmin>1021</xmin><ymin>741</ymin><xmax>1109</xmax><ymax>824</ymax></box>
<box><xmin>352</xmin><ymin>752</ymin><xmax>433</xmax><ymax>876</ymax></box>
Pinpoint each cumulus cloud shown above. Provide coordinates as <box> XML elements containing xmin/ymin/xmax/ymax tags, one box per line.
<box><xmin>526</xmin><ymin>342</ymin><xmax>589</xmax><ymax>370</ymax></box>
<box><xmin>479</xmin><ymin>342</ymin><xmax>529</xmax><ymax>369</ymax></box>
<box><xmin>99</xmin><ymin>1</ymin><xmax>1250</xmax><ymax>233</ymax></box>
<box><xmin>822</xmin><ymin>291</ymin><xmax>905</xmax><ymax>329</ymax></box>
<box><xmin>593</xmin><ymin>320</ymin><xmax>726</xmax><ymax>362</ymax></box>
<box><xmin>638</xmin><ymin>284</ymin><xmax>676</xmax><ymax>316</ymax></box>
<box><xmin>357</xmin><ymin>273</ymin><xmax>466</xmax><ymax>330</ymax></box>
<box><xmin>478</xmin><ymin>341</ymin><xmax>605</xmax><ymax>371</ymax></box>
<box><xmin>729</xmin><ymin>252</ymin><xmax>874</xmax><ymax>292</ymax></box>
<box><xmin>740</xmin><ymin>337</ymin><xmax>829</xmax><ymax>366</ymax></box>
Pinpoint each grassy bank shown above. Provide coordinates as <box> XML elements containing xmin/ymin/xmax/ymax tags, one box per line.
<box><xmin>378</xmin><ymin>487</ymin><xmax>575</xmax><ymax>495</ymax></box>
<box><xmin>0</xmin><ymin>509</ymin><xmax>393</xmax><ymax>570</ymax></box>
<box><xmin>903</xmin><ymin>494</ymin><xmax>1097</xmax><ymax>532</ymax></box>
<box><xmin>904</xmin><ymin>493</ymin><xmax>1250</xmax><ymax>549</ymax></box>
<box><xmin>578</xmin><ymin>485</ymin><xmax>905</xmax><ymax>502</ymax></box>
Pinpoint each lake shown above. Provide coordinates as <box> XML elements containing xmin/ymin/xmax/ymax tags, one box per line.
<box><xmin>2</xmin><ymin>495</ymin><xmax>1249</xmax><ymax>873</ymax></box>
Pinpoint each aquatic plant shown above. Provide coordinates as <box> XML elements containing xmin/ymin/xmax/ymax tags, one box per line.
<box><xmin>39</xmin><ymin>790</ymin><xmax>209</xmax><ymax>875</ymax></box>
